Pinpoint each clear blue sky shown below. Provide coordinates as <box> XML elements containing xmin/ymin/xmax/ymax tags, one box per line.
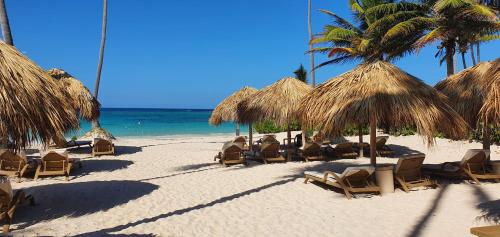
<box><xmin>8</xmin><ymin>0</ymin><xmax>499</xmax><ymax>109</ymax></box>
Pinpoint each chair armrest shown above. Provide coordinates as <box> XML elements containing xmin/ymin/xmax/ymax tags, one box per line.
<box><xmin>323</xmin><ymin>171</ymin><xmax>342</xmax><ymax>182</ymax></box>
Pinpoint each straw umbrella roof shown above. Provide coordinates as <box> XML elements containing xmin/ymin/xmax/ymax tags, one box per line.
<box><xmin>0</xmin><ymin>41</ymin><xmax>79</xmax><ymax>149</ymax></box>
<box><xmin>47</xmin><ymin>68</ymin><xmax>100</xmax><ymax>121</ymax></box>
<box><xmin>479</xmin><ymin>60</ymin><xmax>500</xmax><ymax>127</ymax></box>
<box><xmin>237</xmin><ymin>77</ymin><xmax>312</xmax><ymax>127</ymax></box>
<box><xmin>209</xmin><ymin>86</ymin><xmax>257</xmax><ymax>126</ymax></box>
<box><xmin>300</xmin><ymin>61</ymin><xmax>468</xmax><ymax>144</ymax></box>
<box><xmin>435</xmin><ymin>60</ymin><xmax>497</xmax><ymax>128</ymax></box>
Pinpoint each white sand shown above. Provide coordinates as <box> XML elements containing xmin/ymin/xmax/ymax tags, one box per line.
<box><xmin>10</xmin><ymin>132</ymin><xmax>500</xmax><ymax>236</ymax></box>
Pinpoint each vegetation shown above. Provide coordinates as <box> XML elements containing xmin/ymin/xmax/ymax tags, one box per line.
<box><xmin>293</xmin><ymin>64</ymin><xmax>308</xmax><ymax>83</ymax></box>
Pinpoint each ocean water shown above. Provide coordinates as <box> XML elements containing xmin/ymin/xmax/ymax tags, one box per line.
<box><xmin>70</xmin><ymin>108</ymin><xmax>246</xmax><ymax>137</ymax></box>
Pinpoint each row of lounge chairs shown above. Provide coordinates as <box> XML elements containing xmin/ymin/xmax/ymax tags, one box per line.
<box><xmin>304</xmin><ymin>149</ymin><xmax>499</xmax><ymax>199</ymax></box>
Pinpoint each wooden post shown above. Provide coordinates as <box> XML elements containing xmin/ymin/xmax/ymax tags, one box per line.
<box><xmin>235</xmin><ymin>123</ymin><xmax>240</xmax><ymax>136</ymax></box>
<box><xmin>287</xmin><ymin>124</ymin><xmax>292</xmax><ymax>148</ymax></box>
<box><xmin>483</xmin><ymin>125</ymin><xmax>490</xmax><ymax>150</ymax></box>
<box><xmin>370</xmin><ymin>114</ymin><xmax>377</xmax><ymax>166</ymax></box>
<box><xmin>249</xmin><ymin>123</ymin><xmax>253</xmax><ymax>151</ymax></box>
<box><xmin>302</xmin><ymin>129</ymin><xmax>307</xmax><ymax>148</ymax></box>
<box><xmin>358</xmin><ymin>125</ymin><xmax>364</xmax><ymax>158</ymax></box>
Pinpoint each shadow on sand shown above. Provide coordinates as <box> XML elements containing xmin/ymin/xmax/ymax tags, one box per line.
<box><xmin>14</xmin><ymin>181</ymin><xmax>158</xmax><ymax>232</ymax></box>
<box><xmin>67</xmin><ymin>146</ymin><xmax>142</xmax><ymax>156</ymax></box>
<box><xmin>72</xmin><ymin>159</ymin><xmax>134</xmax><ymax>178</ymax></box>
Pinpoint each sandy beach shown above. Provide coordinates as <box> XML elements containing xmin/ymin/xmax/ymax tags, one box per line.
<box><xmin>7</xmin><ymin>132</ymin><xmax>499</xmax><ymax>236</ymax></box>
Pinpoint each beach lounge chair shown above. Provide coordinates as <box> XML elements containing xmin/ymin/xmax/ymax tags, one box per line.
<box><xmin>92</xmin><ymin>138</ymin><xmax>115</xmax><ymax>157</ymax></box>
<box><xmin>372</xmin><ymin>136</ymin><xmax>394</xmax><ymax>157</ymax></box>
<box><xmin>0</xmin><ymin>150</ymin><xmax>36</xmax><ymax>182</ymax></box>
<box><xmin>232</xmin><ymin>136</ymin><xmax>249</xmax><ymax>151</ymax></box>
<box><xmin>259</xmin><ymin>142</ymin><xmax>286</xmax><ymax>164</ymax></box>
<box><xmin>214</xmin><ymin>142</ymin><xmax>246</xmax><ymax>166</ymax></box>
<box><xmin>424</xmin><ymin>149</ymin><xmax>500</xmax><ymax>184</ymax></box>
<box><xmin>0</xmin><ymin>178</ymin><xmax>34</xmax><ymax>234</ymax></box>
<box><xmin>330</xmin><ymin>142</ymin><xmax>358</xmax><ymax>159</ymax></box>
<box><xmin>34</xmin><ymin>150</ymin><xmax>81</xmax><ymax>181</ymax></box>
<box><xmin>394</xmin><ymin>154</ymin><xmax>437</xmax><ymax>192</ymax></box>
<box><xmin>50</xmin><ymin>139</ymin><xmax>92</xmax><ymax>149</ymax></box>
<box><xmin>298</xmin><ymin>142</ymin><xmax>326</xmax><ymax>162</ymax></box>
<box><xmin>304</xmin><ymin>166</ymin><xmax>380</xmax><ymax>199</ymax></box>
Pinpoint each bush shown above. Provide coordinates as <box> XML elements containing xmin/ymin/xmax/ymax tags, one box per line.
<box><xmin>254</xmin><ymin>120</ymin><xmax>301</xmax><ymax>134</ymax></box>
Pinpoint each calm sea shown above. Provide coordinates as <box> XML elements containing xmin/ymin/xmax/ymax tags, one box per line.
<box><xmin>70</xmin><ymin>108</ymin><xmax>245</xmax><ymax>137</ymax></box>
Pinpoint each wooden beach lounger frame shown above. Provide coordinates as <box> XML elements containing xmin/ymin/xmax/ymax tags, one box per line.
<box><xmin>304</xmin><ymin>167</ymin><xmax>380</xmax><ymax>199</ymax></box>
<box><xmin>259</xmin><ymin>142</ymin><xmax>286</xmax><ymax>164</ymax></box>
<box><xmin>425</xmin><ymin>149</ymin><xmax>500</xmax><ymax>184</ymax></box>
<box><xmin>298</xmin><ymin>142</ymin><xmax>326</xmax><ymax>162</ymax></box>
<box><xmin>92</xmin><ymin>139</ymin><xmax>115</xmax><ymax>157</ymax></box>
<box><xmin>35</xmin><ymin>151</ymin><xmax>81</xmax><ymax>181</ymax></box>
<box><xmin>330</xmin><ymin>142</ymin><xmax>358</xmax><ymax>159</ymax></box>
<box><xmin>394</xmin><ymin>154</ymin><xmax>437</xmax><ymax>192</ymax></box>
<box><xmin>214</xmin><ymin>142</ymin><xmax>247</xmax><ymax>166</ymax></box>
<box><xmin>0</xmin><ymin>188</ymin><xmax>34</xmax><ymax>234</ymax></box>
<box><xmin>0</xmin><ymin>150</ymin><xmax>34</xmax><ymax>182</ymax></box>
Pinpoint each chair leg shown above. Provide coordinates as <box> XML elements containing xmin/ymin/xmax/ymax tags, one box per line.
<box><xmin>2</xmin><ymin>217</ymin><xmax>10</xmax><ymax>234</ymax></box>
<box><xmin>304</xmin><ymin>176</ymin><xmax>310</xmax><ymax>184</ymax></box>
<box><xmin>463</xmin><ymin>169</ymin><xmax>481</xmax><ymax>184</ymax></box>
<box><xmin>395</xmin><ymin>177</ymin><xmax>410</xmax><ymax>193</ymax></box>
<box><xmin>34</xmin><ymin>165</ymin><xmax>41</xmax><ymax>181</ymax></box>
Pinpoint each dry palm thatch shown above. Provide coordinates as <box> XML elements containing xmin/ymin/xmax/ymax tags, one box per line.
<box><xmin>47</xmin><ymin>68</ymin><xmax>100</xmax><ymax>121</ymax></box>
<box><xmin>80</xmin><ymin>127</ymin><xmax>115</xmax><ymax>141</ymax></box>
<box><xmin>237</xmin><ymin>77</ymin><xmax>312</xmax><ymax>127</ymax></box>
<box><xmin>435</xmin><ymin>60</ymin><xmax>497</xmax><ymax>128</ymax></box>
<box><xmin>0</xmin><ymin>41</ymin><xmax>79</xmax><ymax>149</ymax></box>
<box><xmin>300</xmin><ymin>61</ymin><xmax>468</xmax><ymax>164</ymax></box>
<box><xmin>209</xmin><ymin>86</ymin><xmax>257</xmax><ymax>126</ymax></box>
<box><xmin>479</xmin><ymin>61</ymin><xmax>500</xmax><ymax>127</ymax></box>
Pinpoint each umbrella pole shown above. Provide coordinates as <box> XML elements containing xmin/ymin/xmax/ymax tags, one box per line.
<box><xmin>482</xmin><ymin>125</ymin><xmax>490</xmax><ymax>150</ymax></box>
<box><xmin>370</xmin><ymin>113</ymin><xmax>377</xmax><ymax>166</ymax></box>
<box><xmin>235</xmin><ymin>123</ymin><xmax>240</xmax><ymax>136</ymax></box>
<box><xmin>358</xmin><ymin>125</ymin><xmax>364</xmax><ymax>158</ymax></box>
<box><xmin>249</xmin><ymin>123</ymin><xmax>253</xmax><ymax>152</ymax></box>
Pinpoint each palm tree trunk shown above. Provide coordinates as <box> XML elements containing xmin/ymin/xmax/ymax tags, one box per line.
<box><xmin>476</xmin><ymin>43</ymin><xmax>480</xmax><ymax>63</ymax></box>
<box><xmin>0</xmin><ymin>0</ymin><xmax>13</xmax><ymax>45</ymax></box>
<box><xmin>308</xmin><ymin>0</ymin><xmax>316</xmax><ymax>87</ymax></box>
<box><xmin>92</xmin><ymin>0</ymin><xmax>108</xmax><ymax>129</ymax></box>
<box><xmin>470</xmin><ymin>44</ymin><xmax>476</xmax><ymax>66</ymax></box>
<box><xmin>461</xmin><ymin>52</ymin><xmax>467</xmax><ymax>69</ymax></box>
<box><xmin>445</xmin><ymin>42</ymin><xmax>455</xmax><ymax>76</ymax></box>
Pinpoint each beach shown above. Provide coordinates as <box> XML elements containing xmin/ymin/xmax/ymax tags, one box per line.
<box><xmin>11</xmin><ymin>132</ymin><xmax>500</xmax><ymax>237</ymax></box>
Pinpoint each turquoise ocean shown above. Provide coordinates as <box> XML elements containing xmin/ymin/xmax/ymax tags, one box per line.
<box><xmin>71</xmin><ymin>108</ymin><xmax>245</xmax><ymax>138</ymax></box>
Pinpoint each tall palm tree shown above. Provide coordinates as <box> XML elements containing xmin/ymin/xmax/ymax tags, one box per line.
<box><xmin>0</xmin><ymin>0</ymin><xmax>13</xmax><ymax>45</ymax></box>
<box><xmin>384</xmin><ymin>0</ymin><xmax>499</xmax><ymax>76</ymax></box>
<box><xmin>92</xmin><ymin>0</ymin><xmax>108</xmax><ymax>129</ymax></box>
<box><xmin>310</xmin><ymin>0</ymin><xmax>427</xmax><ymax>68</ymax></box>
<box><xmin>308</xmin><ymin>0</ymin><xmax>316</xmax><ymax>86</ymax></box>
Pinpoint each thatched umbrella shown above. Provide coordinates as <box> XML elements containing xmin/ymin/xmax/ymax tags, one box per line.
<box><xmin>0</xmin><ymin>41</ymin><xmax>79</xmax><ymax>149</ymax></box>
<box><xmin>237</xmin><ymin>77</ymin><xmax>312</xmax><ymax>148</ymax></box>
<box><xmin>47</xmin><ymin>69</ymin><xmax>100</xmax><ymax>121</ymax></box>
<box><xmin>435</xmin><ymin>59</ymin><xmax>499</xmax><ymax>149</ymax></box>
<box><xmin>300</xmin><ymin>61</ymin><xmax>468</xmax><ymax>166</ymax></box>
<box><xmin>209</xmin><ymin>86</ymin><xmax>257</xmax><ymax>139</ymax></box>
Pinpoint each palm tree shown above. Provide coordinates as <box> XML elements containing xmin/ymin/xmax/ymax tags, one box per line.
<box><xmin>308</xmin><ymin>0</ymin><xmax>316</xmax><ymax>86</ymax></box>
<box><xmin>294</xmin><ymin>64</ymin><xmax>308</xmax><ymax>83</ymax></box>
<box><xmin>0</xmin><ymin>0</ymin><xmax>13</xmax><ymax>45</ymax></box>
<box><xmin>92</xmin><ymin>0</ymin><xmax>108</xmax><ymax>129</ymax></box>
<box><xmin>384</xmin><ymin>0</ymin><xmax>498</xmax><ymax>76</ymax></box>
<box><xmin>310</xmin><ymin>0</ymin><xmax>427</xmax><ymax>68</ymax></box>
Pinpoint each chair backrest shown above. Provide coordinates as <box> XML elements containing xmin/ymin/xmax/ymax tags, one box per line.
<box><xmin>0</xmin><ymin>177</ymin><xmax>12</xmax><ymax>211</ymax></box>
<box><xmin>94</xmin><ymin>139</ymin><xmax>113</xmax><ymax>151</ymax></box>
<box><xmin>221</xmin><ymin>142</ymin><xmax>242</xmax><ymax>161</ymax></box>
<box><xmin>232</xmin><ymin>136</ymin><xmax>247</xmax><ymax>148</ymax></box>
<box><xmin>0</xmin><ymin>150</ymin><xmax>27</xmax><ymax>171</ymax></box>
<box><xmin>261</xmin><ymin>142</ymin><xmax>280</xmax><ymax>158</ymax></box>
<box><xmin>42</xmin><ymin>151</ymin><xmax>69</xmax><ymax>170</ymax></box>
<box><xmin>459</xmin><ymin>149</ymin><xmax>490</xmax><ymax>173</ymax></box>
<box><xmin>376</xmin><ymin>136</ymin><xmax>389</xmax><ymax>148</ymax></box>
<box><xmin>335</xmin><ymin>142</ymin><xmax>354</xmax><ymax>152</ymax></box>
<box><xmin>340</xmin><ymin>166</ymin><xmax>375</xmax><ymax>187</ymax></box>
<box><xmin>261</xmin><ymin>135</ymin><xmax>277</xmax><ymax>143</ymax></box>
<box><xmin>302</xmin><ymin>142</ymin><xmax>321</xmax><ymax>156</ymax></box>
<box><xmin>394</xmin><ymin>154</ymin><xmax>425</xmax><ymax>181</ymax></box>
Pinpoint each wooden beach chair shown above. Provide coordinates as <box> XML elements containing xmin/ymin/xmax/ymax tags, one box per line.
<box><xmin>214</xmin><ymin>142</ymin><xmax>246</xmax><ymax>166</ymax></box>
<box><xmin>424</xmin><ymin>149</ymin><xmax>500</xmax><ymax>184</ymax></box>
<box><xmin>304</xmin><ymin>166</ymin><xmax>380</xmax><ymax>199</ymax></box>
<box><xmin>394</xmin><ymin>154</ymin><xmax>437</xmax><ymax>192</ymax></box>
<box><xmin>471</xmin><ymin>225</ymin><xmax>500</xmax><ymax>237</ymax></box>
<box><xmin>330</xmin><ymin>142</ymin><xmax>358</xmax><ymax>159</ymax></box>
<box><xmin>49</xmin><ymin>139</ymin><xmax>92</xmax><ymax>149</ymax></box>
<box><xmin>373</xmin><ymin>136</ymin><xmax>394</xmax><ymax>157</ymax></box>
<box><xmin>35</xmin><ymin>150</ymin><xmax>81</xmax><ymax>181</ymax></box>
<box><xmin>0</xmin><ymin>150</ymin><xmax>35</xmax><ymax>182</ymax></box>
<box><xmin>259</xmin><ymin>142</ymin><xmax>286</xmax><ymax>164</ymax></box>
<box><xmin>92</xmin><ymin>138</ymin><xmax>115</xmax><ymax>157</ymax></box>
<box><xmin>298</xmin><ymin>142</ymin><xmax>326</xmax><ymax>162</ymax></box>
<box><xmin>0</xmin><ymin>178</ymin><xmax>35</xmax><ymax>234</ymax></box>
